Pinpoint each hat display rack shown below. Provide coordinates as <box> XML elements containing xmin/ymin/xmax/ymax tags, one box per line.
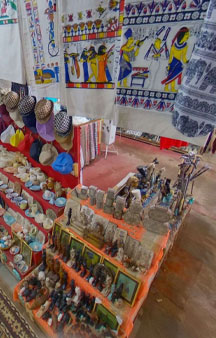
<box><xmin>0</xmin><ymin>91</ymin><xmax>81</xmax><ymax>281</ymax></box>
<box><xmin>1</xmin><ymin>91</ymin><xmax>80</xmax><ymax>189</ymax></box>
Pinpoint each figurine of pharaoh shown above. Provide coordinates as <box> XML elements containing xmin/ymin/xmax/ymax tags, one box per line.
<box><xmin>72</xmin><ymin>286</ymin><xmax>81</xmax><ymax>305</ymax></box>
<box><xmin>67</xmin><ymin>248</ymin><xmax>76</xmax><ymax>268</ymax></box>
<box><xmin>101</xmin><ymin>275</ymin><xmax>113</xmax><ymax>297</ymax></box>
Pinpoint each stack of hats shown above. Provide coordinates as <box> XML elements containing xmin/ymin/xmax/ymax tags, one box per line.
<box><xmin>35</xmin><ymin>99</ymin><xmax>55</xmax><ymax>142</ymax></box>
<box><xmin>3</xmin><ymin>91</ymin><xmax>24</xmax><ymax>128</ymax></box>
<box><xmin>18</xmin><ymin>96</ymin><xmax>37</xmax><ymax>133</ymax></box>
<box><xmin>54</xmin><ymin>110</ymin><xmax>73</xmax><ymax>151</ymax></box>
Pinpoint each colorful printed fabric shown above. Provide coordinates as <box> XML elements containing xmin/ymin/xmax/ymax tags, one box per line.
<box><xmin>115</xmin><ymin>0</ymin><xmax>208</xmax><ymax>140</ymax></box>
<box><xmin>19</xmin><ymin>0</ymin><xmax>60</xmax><ymax>97</ymax></box>
<box><xmin>59</xmin><ymin>0</ymin><xmax>124</xmax><ymax>119</ymax></box>
<box><xmin>173</xmin><ymin>0</ymin><xmax>216</xmax><ymax>137</ymax></box>
<box><xmin>0</xmin><ymin>0</ymin><xmax>26</xmax><ymax>83</ymax></box>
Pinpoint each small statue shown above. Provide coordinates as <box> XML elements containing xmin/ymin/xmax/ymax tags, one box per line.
<box><xmin>72</xmin><ymin>286</ymin><xmax>81</xmax><ymax>305</ymax></box>
<box><xmin>47</xmin><ymin>177</ymin><xmax>54</xmax><ymax>190</ymax></box>
<box><xmin>86</xmin><ymin>264</ymin><xmax>94</xmax><ymax>282</ymax></box>
<box><xmin>96</xmin><ymin>190</ymin><xmax>105</xmax><ymax>209</ymax></box>
<box><xmin>101</xmin><ymin>275</ymin><xmax>113</xmax><ymax>297</ymax></box>
<box><xmin>66</xmin><ymin>208</ymin><xmax>72</xmax><ymax>226</ymax></box>
<box><xmin>89</xmin><ymin>185</ymin><xmax>97</xmax><ymax>205</ymax></box>
<box><xmin>54</xmin><ymin>181</ymin><xmax>63</xmax><ymax>198</ymax></box>
<box><xmin>80</xmin><ymin>260</ymin><xmax>87</xmax><ymax>278</ymax></box>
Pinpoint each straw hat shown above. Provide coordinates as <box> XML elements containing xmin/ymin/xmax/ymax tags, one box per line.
<box><xmin>54</xmin><ymin>111</ymin><xmax>73</xmax><ymax>150</ymax></box>
<box><xmin>18</xmin><ymin>96</ymin><xmax>36</xmax><ymax>116</ymax></box>
<box><xmin>35</xmin><ymin>99</ymin><xmax>54</xmax><ymax>124</ymax></box>
<box><xmin>39</xmin><ymin>144</ymin><xmax>58</xmax><ymax>166</ymax></box>
<box><xmin>3</xmin><ymin>91</ymin><xmax>20</xmax><ymax>113</ymax></box>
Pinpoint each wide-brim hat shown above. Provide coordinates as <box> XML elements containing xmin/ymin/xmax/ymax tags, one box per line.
<box><xmin>22</xmin><ymin>111</ymin><xmax>37</xmax><ymax>133</ymax></box>
<box><xmin>54</xmin><ymin>129</ymin><xmax>74</xmax><ymax>151</ymax></box>
<box><xmin>9</xmin><ymin>111</ymin><xmax>24</xmax><ymax>128</ymax></box>
<box><xmin>36</xmin><ymin>113</ymin><xmax>55</xmax><ymax>142</ymax></box>
<box><xmin>4</xmin><ymin>91</ymin><xmax>20</xmax><ymax>113</ymax></box>
<box><xmin>54</xmin><ymin>111</ymin><xmax>72</xmax><ymax>137</ymax></box>
<box><xmin>35</xmin><ymin>99</ymin><xmax>54</xmax><ymax>124</ymax></box>
<box><xmin>18</xmin><ymin>96</ymin><xmax>36</xmax><ymax>116</ymax></box>
<box><xmin>39</xmin><ymin>143</ymin><xmax>58</xmax><ymax>166</ymax></box>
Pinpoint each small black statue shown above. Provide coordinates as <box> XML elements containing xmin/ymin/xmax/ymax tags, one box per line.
<box><xmin>66</xmin><ymin>208</ymin><xmax>72</xmax><ymax>226</ymax></box>
<box><xmin>86</xmin><ymin>264</ymin><xmax>94</xmax><ymax>282</ymax></box>
<box><xmin>80</xmin><ymin>260</ymin><xmax>87</xmax><ymax>278</ymax></box>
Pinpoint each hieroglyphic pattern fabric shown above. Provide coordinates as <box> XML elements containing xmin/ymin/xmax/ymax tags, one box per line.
<box><xmin>173</xmin><ymin>0</ymin><xmax>216</xmax><ymax>136</ymax></box>
<box><xmin>0</xmin><ymin>0</ymin><xmax>26</xmax><ymax>83</ymax></box>
<box><xmin>19</xmin><ymin>0</ymin><xmax>60</xmax><ymax>97</ymax></box>
<box><xmin>60</xmin><ymin>0</ymin><xmax>125</xmax><ymax>119</ymax></box>
<box><xmin>116</xmin><ymin>0</ymin><xmax>208</xmax><ymax>114</ymax></box>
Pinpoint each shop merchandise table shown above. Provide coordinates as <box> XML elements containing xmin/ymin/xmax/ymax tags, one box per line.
<box><xmin>13</xmin><ymin>202</ymin><xmax>191</xmax><ymax>337</ymax></box>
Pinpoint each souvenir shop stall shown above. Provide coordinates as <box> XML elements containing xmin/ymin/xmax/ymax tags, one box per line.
<box><xmin>12</xmin><ymin>154</ymin><xmax>208</xmax><ymax>337</ymax></box>
<box><xmin>0</xmin><ymin>0</ymin><xmax>215</xmax><ymax>337</ymax></box>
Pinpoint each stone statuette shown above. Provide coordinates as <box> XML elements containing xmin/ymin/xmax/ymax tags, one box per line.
<box><xmin>103</xmin><ymin>188</ymin><xmax>115</xmax><ymax>214</ymax></box>
<box><xmin>89</xmin><ymin>185</ymin><xmax>97</xmax><ymax>206</ymax></box>
<box><xmin>114</xmin><ymin>196</ymin><xmax>125</xmax><ymax>220</ymax></box>
<box><xmin>96</xmin><ymin>189</ymin><xmax>105</xmax><ymax>209</ymax></box>
<box><xmin>123</xmin><ymin>200</ymin><xmax>144</xmax><ymax>226</ymax></box>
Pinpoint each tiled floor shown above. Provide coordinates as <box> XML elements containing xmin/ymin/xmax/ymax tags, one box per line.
<box><xmin>0</xmin><ymin>135</ymin><xmax>215</xmax><ymax>338</ymax></box>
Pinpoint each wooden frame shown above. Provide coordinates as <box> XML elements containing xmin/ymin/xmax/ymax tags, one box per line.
<box><xmin>83</xmin><ymin>246</ymin><xmax>102</xmax><ymax>269</ymax></box>
<box><xmin>12</xmin><ymin>232</ymin><xmax>22</xmax><ymax>249</ymax></box>
<box><xmin>95</xmin><ymin>304</ymin><xmax>119</xmax><ymax>331</ymax></box>
<box><xmin>115</xmin><ymin>270</ymin><xmax>141</xmax><ymax>307</ymax></box>
<box><xmin>21</xmin><ymin>241</ymin><xmax>32</xmax><ymax>267</ymax></box>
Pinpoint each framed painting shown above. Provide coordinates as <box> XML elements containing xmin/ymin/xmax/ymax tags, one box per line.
<box><xmin>83</xmin><ymin>246</ymin><xmax>101</xmax><ymax>269</ymax></box>
<box><xmin>21</xmin><ymin>241</ymin><xmax>32</xmax><ymax>267</ymax></box>
<box><xmin>12</xmin><ymin>232</ymin><xmax>22</xmax><ymax>249</ymax></box>
<box><xmin>60</xmin><ymin>229</ymin><xmax>71</xmax><ymax>248</ymax></box>
<box><xmin>70</xmin><ymin>237</ymin><xmax>84</xmax><ymax>255</ymax></box>
<box><xmin>53</xmin><ymin>223</ymin><xmax>61</xmax><ymax>237</ymax></box>
<box><xmin>95</xmin><ymin>304</ymin><xmax>119</xmax><ymax>331</ymax></box>
<box><xmin>115</xmin><ymin>271</ymin><xmax>140</xmax><ymax>306</ymax></box>
<box><xmin>103</xmin><ymin>258</ymin><xmax>118</xmax><ymax>281</ymax></box>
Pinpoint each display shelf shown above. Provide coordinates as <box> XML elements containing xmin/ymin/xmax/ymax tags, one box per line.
<box><xmin>116</xmin><ymin>130</ymin><xmax>191</xmax><ymax>154</ymax></box>
<box><xmin>0</xmin><ymin>191</ymin><xmax>51</xmax><ymax>240</ymax></box>
<box><xmin>56</xmin><ymin>214</ymin><xmax>142</xmax><ymax>279</ymax></box>
<box><xmin>0</xmin><ymin>168</ymin><xmax>63</xmax><ymax>218</ymax></box>
<box><xmin>1</xmin><ymin>248</ymin><xmax>36</xmax><ymax>280</ymax></box>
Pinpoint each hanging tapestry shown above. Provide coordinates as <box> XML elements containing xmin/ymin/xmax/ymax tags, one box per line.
<box><xmin>173</xmin><ymin>0</ymin><xmax>216</xmax><ymax>137</ymax></box>
<box><xmin>59</xmin><ymin>0</ymin><xmax>124</xmax><ymax>119</ymax></box>
<box><xmin>0</xmin><ymin>0</ymin><xmax>26</xmax><ymax>83</ymax></box>
<box><xmin>19</xmin><ymin>0</ymin><xmax>59</xmax><ymax>97</ymax></box>
<box><xmin>115</xmin><ymin>0</ymin><xmax>208</xmax><ymax>138</ymax></box>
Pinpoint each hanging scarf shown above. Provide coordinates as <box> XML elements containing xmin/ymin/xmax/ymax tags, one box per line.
<box><xmin>173</xmin><ymin>0</ymin><xmax>216</xmax><ymax>137</ymax></box>
<box><xmin>0</xmin><ymin>0</ymin><xmax>26</xmax><ymax>83</ymax></box>
<box><xmin>59</xmin><ymin>0</ymin><xmax>124</xmax><ymax>120</ymax></box>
